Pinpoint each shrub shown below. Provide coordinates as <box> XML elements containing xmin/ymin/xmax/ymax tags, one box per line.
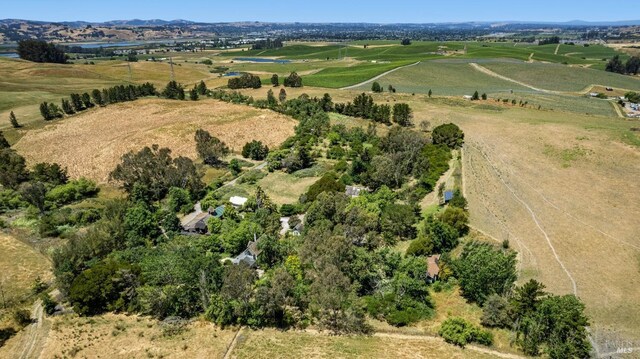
<box><xmin>432</xmin><ymin>123</ymin><xmax>464</xmax><ymax>149</ymax></box>
<box><xmin>438</xmin><ymin>317</ymin><xmax>493</xmax><ymax>347</ymax></box>
<box><xmin>280</xmin><ymin>203</ymin><xmax>301</xmax><ymax>216</ymax></box>
<box><xmin>45</xmin><ymin>178</ymin><xmax>99</xmax><ymax>207</ymax></box>
<box><xmin>13</xmin><ymin>309</ymin><xmax>32</xmax><ymax>327</ymax></box>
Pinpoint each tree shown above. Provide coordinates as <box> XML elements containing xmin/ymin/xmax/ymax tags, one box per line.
<box><xmin>31</xmin><ymin>162</ymin><xmax>68</xmax><ymax>185</ymax></box>
<box><xmin>392</xmin><ymin>103</ymin><xmax>413</xmax><ymax>126</ymax></box>
<box><xmin>626</xmin><ymin>56</ymin><xmax>640</xmax><ymax>75</ymax></box>
<box><xmin>270</xmin><ymin>74</ymin><xmax>279</xmax><ymax>87</ymax></box>
<box><xmin>438</xmin><ymin>206</ymin><xmax>469</xmax><ymax>237</ymax></box>
<box><xmin>401</xmin><ymin>39</ymin><xmax>412</xmax><ymax>46</ymax></box>
<box><xmin>196</xmin><ymin>80</ymin><xmax>208</xmax><ymax>95</ymax></box>
<box><xmin>432</xmin><ymin>123</ymin><xmax>464</xmax><ymax>149</ymax></box>
<box><xmin>481</xmin><ymin>93</ymin><xmax>487</xmax><ymax>100</ymax></box>
<box><xmin>9</xmin><ymin>111</ymin><xmax>20</xmax><ymax>128</ymax></box>
<box><xmin>17</xmin><ymin>40</ymin><xmax>67</xmax><ymax>63</ymax></box>
<box><xmin>371</xmin><ymin>81</ymin><xmax>382</xmax><ymax>93</ymax></box>
<box><xmin>241</xmin><ymin>140</ymin><xmax>269</xmax><ymax>160</ymax></box>
<box><xmin>81</xmin><ymin>93</ymin><xmax>93</xmax><ymax>108</ymax></box>
<box><xmin>228</xmin><ymin>159</ymin><xmax>241</xmax><ymax>176</ymax></box>
<box><xmin>0</xmin><ymin>132</ymin><xmax>9</xmax><ymax>149</ymax></box>
<box><xmin>305</xmin><ymin>172</ymin><xmax>345</xmax><ymax>202</ymax></box>
<box><xmin>61</xmin><ymin>99</ymin><xmax>74</xmax><ymax>115</ymax></box>
<box><xmin>428</xmin><ymin>89</ymin><xmax>432</xmax><ymax>98</ymax></box>
<box><xmin>472</xmin><ymin>91</ymin><xmax>479</xmax><ymax>101</ymax></box>
<box><xmin>70</xmin><ymin>93</ymin><xmax>85</xmax><ymax>112</ymax></box>
<box><xmin>110</xmin><ymin>145</ymin><xmax>204</xmax><ymax>201</ymax></box>
<box><xmin>228</xmin><ymin>73</ymin><xmax>262</xmax><ymax>89</ymax></box>
<box><xmin>512</xmin><ymin>279</ymin><xmax>546</xmax><ymax>319</ymax></box>
<box><xmin>481</xmin><ymin>294</ymin><xmax>512</xmax><ymax>328</ymax></box>
<box><xmin>319</xmin><ymin>93</ymin><xmax>334</xmax><ymax>112</ymax></box>
<box><xmin>91</xmin><ymin>89</ymin><xmax>105</xmax><ymax>106</ymax></box>
<box><xmin>19</xmin><ymin>181</ymin><xmax>47</xmax><ymax>214</ymax></box>
<box><xmin>283</xmin><ymin>72</ymin><xmax>303</xmax><ymax>87</ymax></box>
<box><xmin>127</xmin><ymin>52</ymin><xmax>138</xmax><ymax>62</ymax></box>
<box><xmin>39</xmin><ymin>102</ymin><xmax>62</xmax><ymax>121</ymax></box>
<box><xmin>606</xmin><ymin>55</ymin><xmax>626</xmax><ymax>74</ymax></box>
<box><xmin>162</xmin><ymin>81</ymin><xmax>185</xmax><ymax>100</ymax></box>
<box><xmin>194</xmin><ymin>129</ymin><xmax>230</xmax><ymax>166</ymax></box>
<box><xmin>453</xmin><ymin>241</ymin><xmax>517</xmax><ymax>304</ymax></box>
<box><xmin>190</xmin><ymin>84</ymin><xmax>199</xmax><ymax>101</ymax></box>
<box><xmin>0</xmin><ymin>149</ymin><xmax>29</xmax><ymax>189</ymax></box>
<box><xmin>278</xmin><ymin>88</ymin><xmax>287</xmax><ymax>103</ymax></box>
<box><xmin>266</xmin><ymin>89</ymin><xmax>277</xmax><ymax>107</ymax></box>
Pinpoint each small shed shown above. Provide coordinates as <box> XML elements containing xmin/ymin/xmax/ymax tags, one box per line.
<box><xmin>345</xmin><ymin>185</ymin><xmax>368</xmax><ymax>198</ymax></box>
<box><xmin>229</xmin><ymin>196</ymin><xmax>248</xmax><ymax>208</ymax></box>
<box><xmin>209</xmin><ymin>205</ymin><xmax>225</xmax><ymax>219</ymax></box>
<box><xmin>444</xmin><ymin>190</ymin><xmax>454</xmax><ymax>203</ymax></box>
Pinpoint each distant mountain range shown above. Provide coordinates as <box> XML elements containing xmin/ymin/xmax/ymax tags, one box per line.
<box><xmin>2</xmin><ymin>18</ymin><xmax>640</xmax><ymax>27</ymax></box>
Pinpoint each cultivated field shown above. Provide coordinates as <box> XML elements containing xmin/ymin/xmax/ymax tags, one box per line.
<box><xmin>481</xmin><ymin>61</ymin><xmax>640</xmax><ymax>92</ymax></box>
<box><xmin>12</xmin><ymin>98</ymin><xmax>297</xmax><ymax>182</ymax></box>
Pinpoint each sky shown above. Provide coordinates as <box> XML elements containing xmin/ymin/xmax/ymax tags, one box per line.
<box><xmin>2</xmin><ymin>0</ymin><xmax>638</xmax><ymax>23</ymax></box>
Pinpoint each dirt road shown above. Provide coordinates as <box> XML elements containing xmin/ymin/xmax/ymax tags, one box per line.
<box><xmin>17</xmin><ymin>300</ymin><xmax>47</xmax><ymax>359</ymax></box>
<box><xmin>340</xmin><ymin>61</ymin><xmax>420</xmax><ymax>90</ymax></box>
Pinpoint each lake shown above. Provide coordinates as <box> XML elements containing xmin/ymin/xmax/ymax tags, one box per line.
<box><xmin>234</xmin><ymin>57</ymin><xmax>290</xmax><ymax>64</ymax></box>
<box><xmin>0</xmin><ymin>53</ymin><xmax>19</xmax><ymax>58</ymax></box>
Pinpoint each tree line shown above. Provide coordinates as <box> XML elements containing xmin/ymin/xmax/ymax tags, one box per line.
<box><xmin>40</xmin><ymin>83</ymin><xmax>157</xmax><ymax>120</ymax></box>
<box><xmin>17</xmin><ymin>39</ymin><xmax>68</xmax><ymax>64</ymax></box>
<box><xmin>606</xmin><ymin>55</ymin><xmax>640</xmax><ymax>75</ymax></box>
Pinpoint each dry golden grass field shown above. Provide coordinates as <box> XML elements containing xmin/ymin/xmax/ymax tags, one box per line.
<box><xmin>13</xmin><ymin>98</ymin><xmax>296</xmax><ymax>183</ymax></box>
<box><xmin>0</xmin><ymin>233</ymin><xmax>52</xmax><ymax>305</ymax></box>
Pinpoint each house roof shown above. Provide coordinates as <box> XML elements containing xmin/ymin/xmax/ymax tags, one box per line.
<box><xmin>345</xmin><ymin>185</ymin><xmax>368</xmax><ymax>197</ymax></box>
<box><xmin>444</xmin><ymin>191</ymin><xmax>454</xmax><ymax>201</ymax></box>
<box><xmin>427</xmin><ymin>254</ymin><xmax>441</xmax><ymax>278</ymax></box>
<box><xmin>211</xmin><ymin>205</ymin><xmax>225</xmax><ymax>218</ymax></box>
<box><xmin>229</xmin><ymin>196</ymin><xmax>248</xmax><ymax>207</ymax></box>
<box><xmin>182</xmin><ymin>212</ymin><xmax>210</xmax><ymax>231</ymax></box>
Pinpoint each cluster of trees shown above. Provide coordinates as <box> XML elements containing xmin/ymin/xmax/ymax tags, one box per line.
<box><xmin>228</xmin><ymin>73</ymin><xmax>262</xmax><ymax>89</ymax></box>
<box><xmin>251</xmin><ymin>38</ymin><xmax>284</xmax><ymax>50</ymax></box>
<box><xmin>625</xmin><ymin>91</ymin><xmax>640</xmax><ymax>104</ymax></box>
<box><xmin>283</xmin><ymin>72</ymin><xmax>303</xmax><ymax>87</ymax></box>
<box><xmin>538</xmin><ymin>36</ymin><xmax>560</xmax><ymax>45</ymax></box>
<box><xmin>40</xmin><ymin>83</ymin><xmax>158</xmax><ymax>120</ymax></box>
<box><xmin>333</xmin><ymin>93</ymin><xmax>413</xmax><ymax>126</ymax></box>
<box><xmin>17</xmin><ymin>40</ymin><xmax>67</xmax><ymax>63</ymax></box>
<box><xmin>606</xmin><ymin>55</ymin><xmax>640</xmax><ymax>75</ymax></box>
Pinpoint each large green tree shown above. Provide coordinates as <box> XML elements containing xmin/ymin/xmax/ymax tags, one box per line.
<box><xmin>453</xmin><ymin>241</ymin><xmax>517</xmax><ymax>304</ymax></box>
<box><xmin>194</xmin><ymin>129</ymin><xmax>230</xmax><ymax>166</ymax></box>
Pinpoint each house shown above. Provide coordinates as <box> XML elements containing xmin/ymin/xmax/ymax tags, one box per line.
<box><xmin>345</xmin><ymin>185</ymin><xmax>368</xmax><ymax>198</ymax></box>
<box><xmin>182</xmin><ymin>212</ymin><xmax>210</xmax><ymax>234</ymax></box>
<box><xmin>463</xmin><ymin>95</ymin><xmax>473</xmax><ymax>100</ymax></box>
<box><xmin>229</xmin><ymin>196</ymin><xmax>248</xmax><ymax>208</ymax></box>
<box><xmin>589</xmin><ymin>92</ymin><xmax>600</xmax><ymax>97</ymax></box>
<box><xmin>231</xmin><ymin>240</ymin><xmax>261</xmax><ymax>267</ymax></box>
<box><xmin>426</xmin><ymin>254</ymin><xmax>441</xmax><ymax>283</ymax></box>
<box><xmin>444</xmin><ymin>190</ymin><xmax>454</xmax><ymax>204</ymax></box>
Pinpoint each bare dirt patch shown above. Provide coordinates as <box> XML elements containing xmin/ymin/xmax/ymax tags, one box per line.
<box><xmin>13</xmin><ymin>98</ymin><xmax>296</xmax><ymax>183</ymax></box>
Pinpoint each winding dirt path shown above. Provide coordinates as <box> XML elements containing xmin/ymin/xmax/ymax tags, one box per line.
<box><xmin>18</xmin><ymin>300</ymin><xmax>47</xmax><ymax>359</ymax></box>
<box><xmin>340</xmin><ymin>61</ymin><xmax>421</xmax><ymax>90</ymax></box>
<box><xmin>469</xmin><ymin>63</ymin><xmax>564</xmax><ymax>94</ymax></box>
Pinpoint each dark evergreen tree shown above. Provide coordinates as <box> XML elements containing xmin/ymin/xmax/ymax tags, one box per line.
<box><xmin>70</xmin><ymin>93</ymin><xmax>85</xmax><ymax>112</ymax></box>
<box><xmin>162</xmin><ymin>81</ymin><xmax>186</xmax><ymax>100</ymax></box>
<box><xmin>61</xmin><ymin>99</ymin><xmax>75</xmax><ymax>115</ymax></box>
<box><xmin>9</xmin><ymin>111</ymin><xmax>20</xmax><ymax>128</ymax></box>
<box><xmin>279</xmin><ymin>88</ymin><xmax>287</xmax><ymax>103</ymax></box>
<box><xmin>81</xmin><ymin>93</ymin><xmax>94</xmax><ymax>108</ymax></box>
<box><xmin>283</xmin><ymin>72</ymin><xmax>303</xmax><ymax>87</ymax></box>
<box><xmin>271</xmin><ymin>74</ymin><xmax>279</xmax><ymax>87</ymax></box>
<box><xmin>91</xmin><ymin>89</ymin><xmax>105</xmax><ymax>106</ymax></box>
<box><xmin>190</xmin><ymin>85</ymin><xmax>199</xmax><ymax>101</ymax></box>
<box><xmin>392</xmin><ymin>103</ymin><xmax>413</xmax><ymax>126</ymax></box>
<box><xmin>196</xmin><ymin>80</ymin><xmax>208</xmax><ymax>95</ymax></box>
<box><xmin>606</xmin><ymin>55</ymin><xmax>626</xmax><ymax>74</ymax></box>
